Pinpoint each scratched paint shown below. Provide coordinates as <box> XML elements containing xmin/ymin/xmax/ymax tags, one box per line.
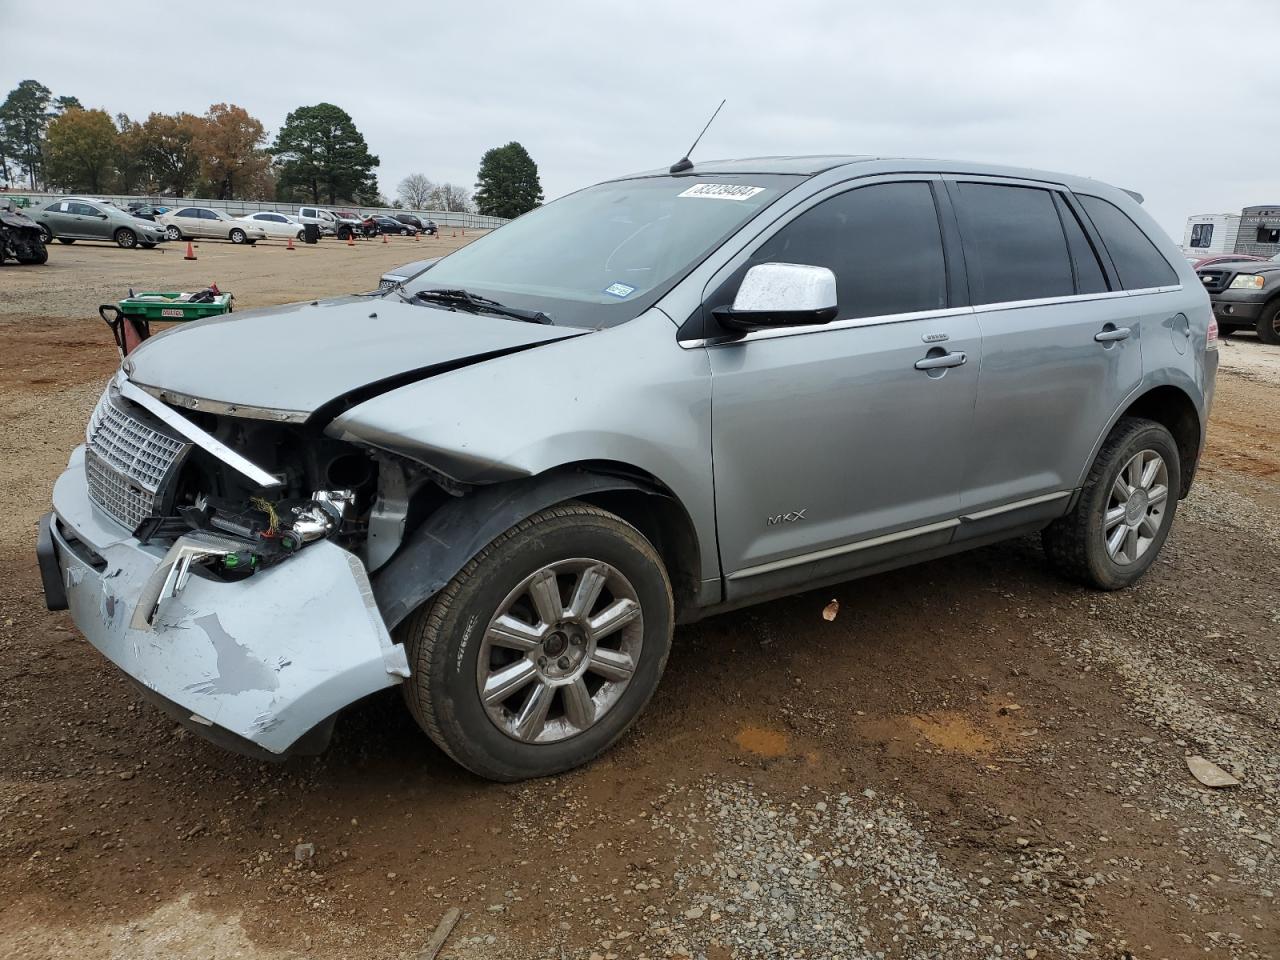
<box><xmin>184</xmin><ymin>613</ymin><xmax>280</xmax><ymax>695</ymax></box>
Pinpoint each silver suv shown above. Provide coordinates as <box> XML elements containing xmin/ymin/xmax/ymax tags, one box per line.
<box><xmin>38</xmin><ymin>156</ymin><xmax>1218</xmax><ymax>780</ymax></box>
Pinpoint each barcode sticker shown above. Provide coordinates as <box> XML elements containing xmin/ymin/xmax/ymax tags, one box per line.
<box><xmin>678</xmin><ymin>183</ymin><xmax>765</xmax><ymax>201</ymax></box>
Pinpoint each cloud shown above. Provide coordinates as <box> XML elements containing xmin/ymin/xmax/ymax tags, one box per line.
<box><xmin>3</xmin><ymin>0</ymin><xmax>1276</xmax><ymax>236</ymax></box>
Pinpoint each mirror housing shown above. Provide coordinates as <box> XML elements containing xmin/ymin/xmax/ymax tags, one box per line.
<box><xmin>712</xmin><ymin>262</ymin><xmax>838</xmax><ymax>332</ymax></box>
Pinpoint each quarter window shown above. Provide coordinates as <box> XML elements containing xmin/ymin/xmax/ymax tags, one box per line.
<box><xmin>746</xmin><ymin>181</ymin><xmax>947</xmax><ymax>320</ymax></box>
<box><xmin>952</xmin><ymin>183</ymin><xmax>1074</xmax><ymax>304</ymax></box>
<box><xmin>1077</xmin><ymin>195</ymin><xmax>1178</xmax><ymax>290</ymax></box>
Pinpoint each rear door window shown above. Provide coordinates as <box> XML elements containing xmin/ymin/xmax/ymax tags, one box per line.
<box><xmin>746</xmin><ymin>181</ymin><xmax>947</xmax><ymax>320</ymax></box>
<box><xmin>952</xmin><ymin>182</ymin><xmax>1074</xmax><ymax>304</ymax></box>
<box><xmin>1077</xmin><ymin>195</ymin><xmax>1178</xmax><ymax>290</ymax></box>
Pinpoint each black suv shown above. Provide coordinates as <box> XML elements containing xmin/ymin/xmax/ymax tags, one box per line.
<box><xmin>1197</xmin><ymin>257</ymin><xmax>1280</xmax><ymax>343</ymax></box>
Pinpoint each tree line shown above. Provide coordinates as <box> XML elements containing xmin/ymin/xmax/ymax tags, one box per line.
<box><xmin>0</xmin><ymin>79</ymin><xmax>545</xmax><ymax>218</ymax></box>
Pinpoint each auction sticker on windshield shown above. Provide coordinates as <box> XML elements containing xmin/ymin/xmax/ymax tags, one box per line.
<box><xmin>603</xmin><ymin>282</ymin><xmax>636</xmax><ymax>298</ymax></box>
<box><xmin>678</xmin><ymin>183</ymin><xmax>765</xmax><ymax>201</ymax></box>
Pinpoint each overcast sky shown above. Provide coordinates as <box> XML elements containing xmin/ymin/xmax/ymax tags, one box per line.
<box><xmin>3</xmin><ymin>0</ymin><xmax>1276</xmax><ymax>239</ymax></box>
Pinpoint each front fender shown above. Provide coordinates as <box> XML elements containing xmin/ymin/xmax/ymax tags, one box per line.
<box><xmin>371</xmin><ymin>468</ymin><xmax>662</xmax><ymax>629</ymax></box>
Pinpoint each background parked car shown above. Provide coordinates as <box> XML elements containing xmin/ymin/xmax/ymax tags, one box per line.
<box><xmin>158</xmin><ymin>207</ymin><xmax>267</xmax><ymax>244</ymax></box>
<box><xmin>394</xmin><ymin>213</ymin><xmax>431</xmax><ymax>233</ymax></box>
<box><xmin>296</xmin><ymin>206</ymin><xmax>339</xmax><ymax>237</ymax></box>
<box><xmin>1197</xmin><ymin>258</ymin><xmax>1280</xmax><ymax>343</ymax></box>
<box><xmin>32</xmin><ymin>197</ymin><xmax>168</xmax><ymax>249</ymax></box>
<box><xmin>370</xmin><ymin>214</ymin><xmax>417</xmax><ymax>235</ymax></box>
<box><xmin>238</xmin><ymin>211</ymin><xmax>306</xmax><ymax>241</ymax></box>
<box><xmin>1191</xmin><ymin>253</ymin><xmax>1267</xmax><ymax>269</ymax></box>
<box><xmin>125</xmin><ymin>203</ymin><xmax>170</xmax><ymax>222</ymax></box>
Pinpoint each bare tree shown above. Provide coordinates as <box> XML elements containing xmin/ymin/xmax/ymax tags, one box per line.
<box><xmin>397</xmin><ymin>172</ymin><xmax>435</xmax><ymax>209</ymax></box>
<box><xmin>430</xmin><ymin>181</ymin><xmax>473</xmax><ymax>213</ymax></box>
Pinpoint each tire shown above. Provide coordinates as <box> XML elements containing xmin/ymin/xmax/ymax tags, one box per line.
<box><xmin>1042</xmin><ymin>417</ymin><xmax>1181</xmax><ymax>590</ymax></box>
<box><xmin>38</xmin><ymin>224</ymin><xmax>53</xmax><ymax>243</ymax></box>
<box><xmin>400</xmin><ymin>501</ymin><xmax>673</xmax><ymax>781</ymax></box>
<box><xmin>16</xmin><ymin>245</ymin><xmax>48</xmax><ymax>265</ymax></box>
<box><xmin>165</xmin><ymin>224</ymin><xmax>181</xmax><ymax>241</ymax></box>
<box><xmin>400</xmin><ymin>228</ymin><xmax>409</xmax><ymax>236</ymax></box>
<box><xmin>114</xmin><ymin>228</ymin><xmax>137</xmax><ymax>249</ymax></box>
<box><xmin>1256</xmin><ymin>300</ymin><xmax>1280</xmax><ymax>346</ymax></box>
<box><xmin>56</xmin><ymin>237</ymin><xmax>75</xmax><ymax>245</ymax></box>
<box><xmin>296</xmin><ymin>230</ymin><xmax>305</xmax><ymax>241</ymax></box>
<box><xmin>229</xmin><ymin>228</ymin><xmax>247</xmax><ymax>245</ymax></box>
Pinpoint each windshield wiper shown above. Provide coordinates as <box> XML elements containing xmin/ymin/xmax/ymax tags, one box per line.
<box><xmin>401</xmin><ymin>287</ymin><xmax>553</xmax><ymax>325</ymax></box>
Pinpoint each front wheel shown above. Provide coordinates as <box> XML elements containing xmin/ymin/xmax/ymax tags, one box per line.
<box><xmin>38</xmin><ymin>224</ymin><xmax>53</xmax><ymax>243</ymax></box>
<box><xmin>229</xmin><ymin>228</ymin><xmax>247</xmax><ymax>244</ymax></box>
<box><xmin>400</xmin><ymin>502</ymin><xmax>673</xmax><ymax>781</ymax></box>
<box><xmin>1256</xmin><ymin>301</ymin><xmax>1280</xmax><ymax>346</ymax></box>
<box><xmin>114</xmin><ymin>228</ymin><xmax>137</xmax><ymax>249</ymax></box>
<box><xmin>1042</xmin><ymin>417</ymin><xmax>1180</xmax><ymax>590</ymax></box>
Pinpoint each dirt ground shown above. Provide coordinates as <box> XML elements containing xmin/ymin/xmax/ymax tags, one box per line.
<box><xmin>0</xmin><ymin>239</ymin><xmax>1276</xmax><ymax>960</ymax></box>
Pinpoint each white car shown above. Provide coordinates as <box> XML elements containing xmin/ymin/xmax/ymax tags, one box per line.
<box><xmin>238</xmin><ymin>211</ymin><xmax>306</xmax><ymax>241</ymax></box>
<box><xmin>157</xmin><ymin>206</ymin><xmax>268</xmax><ymax>245</ymax></box>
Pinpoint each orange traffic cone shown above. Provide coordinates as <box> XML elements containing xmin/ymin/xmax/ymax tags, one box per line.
<box><xmin>413</xmin><ymin>232</ymin><xmax>419</xmax><ymax>242</ymax></box>
<box><xmin>382</xmin><ymin>232</ymin><xmax>388</xmax><ymax>244</ymax></box>
<box><xmin>183</xmin><ymin>241</ymin><xmax>196</xmax><ymax>261</ymax></box>
<box><xmin>451</xmin><ymin>229</ymin><xmax>457</xmax><ymax>238</ymax></box>
<box><xmin>286</xmin><ymin>235</ymin><xmax>295</xmax><ymax>251</ymax></box>
<box><xmin>346</xmin><ymin>231</ymin><xmax>355</xmax><ymax>247</ymax></box>
<box><xmin>461</xmin><ymin>228</ymin><xmax>465</xmax><ymax>236</ymax></box>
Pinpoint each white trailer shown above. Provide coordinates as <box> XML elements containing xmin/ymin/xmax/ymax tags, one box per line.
<box><xmin>1181</xmin><ymin>213</ymin><xmax>1240</xmax><ymax>256</ymax></box>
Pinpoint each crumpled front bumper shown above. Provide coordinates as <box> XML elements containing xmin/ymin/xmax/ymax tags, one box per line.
<box><xmin>43</xmin><ymin>446</ymin><xmax>410</xmax><ymax>758</ymax></box>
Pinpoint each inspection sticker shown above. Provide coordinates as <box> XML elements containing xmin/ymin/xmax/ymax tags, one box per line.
<box><xmin>678</xmin><ymin>183</ymin><xmax>765</xmax><ymax>201</ymax></box>
<box><xmin>603</xmin><ymin>282</ymin><xmax>637</xmax><ymax>299</ymax></box>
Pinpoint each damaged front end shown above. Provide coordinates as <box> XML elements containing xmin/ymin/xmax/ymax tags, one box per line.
<box><xmin>42</xmin><ymin>373</ymin><xmax>413</xmax><ymax>758</ymax></box>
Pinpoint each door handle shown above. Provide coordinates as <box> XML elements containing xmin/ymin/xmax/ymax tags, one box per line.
<box><xmin>914</xmin><ymin>351</ymin><xmax>967</xmax><ymax>371</ymax></box>
<box><xmin>1094</xmin><ymin>326</ymin><xmax>1131</xmax><ymax>343</ymax></box>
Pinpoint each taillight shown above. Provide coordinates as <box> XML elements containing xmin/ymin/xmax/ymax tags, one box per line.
<box><xmin>1207</xmin><ymin>316</ymin><xmax>1219</xmax><ymax>348</ymax></box>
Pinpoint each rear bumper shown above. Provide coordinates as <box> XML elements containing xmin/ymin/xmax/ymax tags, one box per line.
<box><xmin>42</xmin><ymin>446</ymin><xmax>410</xmax><ymax>758</ymax></box>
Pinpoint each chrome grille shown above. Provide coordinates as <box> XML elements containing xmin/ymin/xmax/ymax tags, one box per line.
<box><xmin>85</xmin><ymin>388</ymin><xmax>190</xmax><ymax>531</ymax></box>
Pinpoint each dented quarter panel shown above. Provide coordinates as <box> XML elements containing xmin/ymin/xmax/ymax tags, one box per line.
<box><xmin>330</xmin><ymin>309</ymin><xmax>719</xmax><ymax>581</ymax></box>
<box><xmin>52</xmin><ymin>448</ymin><xmax>408</xmax><ymax>754</ymax></box>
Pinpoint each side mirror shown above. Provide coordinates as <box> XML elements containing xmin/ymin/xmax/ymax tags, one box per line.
<box><xmin>713</xmin><ymin>262</ymin><xmax>838</xmax><ymax>332</ymax></box>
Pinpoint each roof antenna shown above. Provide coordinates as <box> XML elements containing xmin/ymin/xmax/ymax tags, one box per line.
<box><xmin>670</xmin><ymin>99</ymin><xmax>726</xmax><ymax>174</ymax></box>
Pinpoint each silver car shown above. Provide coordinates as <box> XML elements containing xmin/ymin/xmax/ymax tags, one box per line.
<box><xmin>33</xmin><ymin>197</ymin><xmax>169</xmax><ymax>249</ymax></box>
<box><xmin>38</xmin><ymin>156</ymin><xmax>1217</xmax><ymax>780</ymax></box>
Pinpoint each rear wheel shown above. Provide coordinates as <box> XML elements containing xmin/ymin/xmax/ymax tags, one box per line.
<box><xmin>165</xmin><ymin>224</ymin><xmax>181</xmax><ymax>241</ymax></box>
<box><xmin>1042</xmin><ymin>417</ymin><xmax>1180</xmax><ymax>590</ymax></box>
<box><xmin>400</xmin><ymin>502</ymin><xmax>673</xmax><ymax>781</ymax></box>
<box><xmin>229</xmin><ymin>228</ymin><xmax>247</xmax><ymax>244</ymax></box>
<box><xmin>1256</xmin><ymin>301</ymin><xmax>1280</xmax><ymax>346</ymax></box>
<box><xmin>114</xmin><ymin>228</ymin><xmax>137</xmax><ymax>249</ymax></box>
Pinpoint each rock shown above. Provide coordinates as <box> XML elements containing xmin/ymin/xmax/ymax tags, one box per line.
<box><xmin>293</xmin><ymin>843</ymin><xmax>315</xmax><ymax>862</ymax></box>
<box><xmin>1186</xmin><ymin>755</ymin><xmax>1240</xmax><ymax>788</ymax></box>
<box><xmin>684</xmin><ymin>906</ymin><xmax>704</xmax><ymax>920</ymax></box>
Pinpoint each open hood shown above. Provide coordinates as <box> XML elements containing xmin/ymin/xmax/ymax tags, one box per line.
<box><xmin>124</xmin><ymin>295</ymin><xmax>585</xmax><ymax>419</ymax></box>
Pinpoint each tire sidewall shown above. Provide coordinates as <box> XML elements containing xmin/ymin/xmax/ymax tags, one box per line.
<box><xmin>115</xmin><ymin>228</ymin><xmax>136</xmax><ymax>249</ymax></box>
<box><xmin>414</xmin><ymin>512</ymin><xmax>672</xmax><ymax>780</ymax></box>
<box><xmin>1080</xmin><ymin>423</ymin><xmax>1181</xmax><ymax>588</ymax></box>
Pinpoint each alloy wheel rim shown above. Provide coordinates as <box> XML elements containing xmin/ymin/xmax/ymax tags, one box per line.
<box><xmin>1103</xmin><ymin>449</ymin><xmax>1169</xmax><ymax>565</ymax></box>
<box><xmin>476</xmin><ymin>558</ymin><xmax>643</xmax><ymax>744</ymax></box>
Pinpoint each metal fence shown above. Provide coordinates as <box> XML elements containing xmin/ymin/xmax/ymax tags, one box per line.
<box><xmin>4</xmin><ymin>191</ymin><xmax>508</xmax><ymax>230</ymax></box>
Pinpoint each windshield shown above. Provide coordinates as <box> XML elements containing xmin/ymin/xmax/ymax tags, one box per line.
<box><xmin>401</xmin><ymin>174</ymin><xmax>797</xmax><ymax>328</ymax></box>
